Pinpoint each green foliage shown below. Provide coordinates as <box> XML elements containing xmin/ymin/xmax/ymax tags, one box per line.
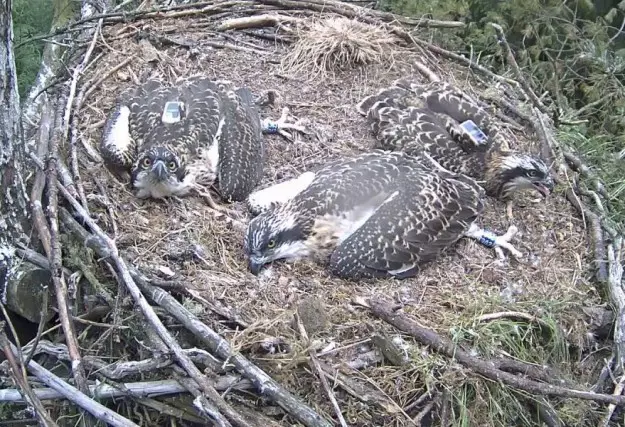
<box><xmin>12</xmin><ymin>0</ymin><xmax>53</xmax><ymax>96</ymax></box>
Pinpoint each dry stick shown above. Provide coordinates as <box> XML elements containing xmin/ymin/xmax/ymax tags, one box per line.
<box><xmin>15</xmin><ymin>1</ymin><xmax>250</xmax><ymax>48</ymax></box>
<box><xmin>367</xmin><ymin>298</ymin><xmax>625</xmax><ymax>406</ymax></box>
<box><xmin>25</xmin><ymin>339</ymin><xmax>233</xmax><ymax>380</ymax></box>
<box><xmin>130</xmin><ymin>275</ymin><xmax>332</xmax><ymax>427</ymax></box>
<box><xmin>30</xmin><ymin>101</ymin><xmax>53</xmax><ymax>258</ymax></box>
<box><xmin>601</xmin><ymin>374</ymin><xmax>625</xmax><ymax>426</ymax></box>
<box><xmin>489</xmin><ymin>23</ymin><xmax>551</xmax><ymax>116</ymax></box>
<box><xmin>46</xmin><ymin>94</ymin><xmax>94</xmax><ymax>427</ymax></box>
<box><xmin>216</xmin><ymin>13</ymin><xmax>302</xmax><ymax>31</ymax></box>
<box><xmin>66</xmin><ymin>19</ymin><xmax>103</xmax><ymax>214</ymax></box>
<box><xmin>295</xmin><ymin>313</ymin><xmax>346</xmax><ymax>427</ymax></box>
<box><xmin>0</xmin><ymin>327</ymin><xmax>58</xmax><ymax>427</ymax></box>
<box><xmin>53</xmin><ymin>185</ymin><xmax>250</xmax><ymax>427</ymax></box>
<box><xmin>406</xmin><ymin>33</ymin><xmax>519</xmax><ymax>87</ymax></box>
<box><xmin>255</xmin><ymin>0</ymin><xmax>465</xmax><ymax>28</ymax></box>
<box><xmin>3</xmin><ymin>338</ymin><xmax>140</xmax><ymax>427</ymax></box>
<box><xmin>606</xmin><ymin>238</ymin><xmax>625</xmax><ymax>372</ymax></box>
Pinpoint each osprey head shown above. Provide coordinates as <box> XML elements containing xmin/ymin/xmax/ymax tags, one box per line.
<box><xmin>488</xmin><ymin>152</ymin><xmax>555</xmax><ymax>200</ymax></box>
<box><xmin>244</xmin><ymin>208</ymin><xmax>310</xmax><ymax>276</ymax></box>
<box><xmin>131</xmin><ymin>146</ymin><xmax>187</xmax><ymax>199</ymax></box>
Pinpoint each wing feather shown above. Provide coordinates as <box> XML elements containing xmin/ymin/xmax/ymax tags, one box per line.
<box><xmin>329</xmin><ymin>167</ymin><xmax>484</xmax><ymax>280</ymax></box>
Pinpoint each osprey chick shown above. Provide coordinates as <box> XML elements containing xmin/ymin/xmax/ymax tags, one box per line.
<box><xmin>100</xmin><ymin>77</ymin><xmax>265</xmax><ymax>203</ymax></box>
<box><xmin>245</xmin><ymin>151</ymin><xmax>522</xmax><ymax>280</ymax></box>
<box><xmin>357</xmin><ymin>80</ymin><xmax>555</xmax><ymax>217</ymax></box>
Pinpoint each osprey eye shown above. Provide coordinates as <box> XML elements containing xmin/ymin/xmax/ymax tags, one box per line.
<box><xmin>167</xmin><ymin>161</ymin><xmax>176</xmax><ymax>170</ymax></box>
<box><xmin>267</xmin><ymin>239</ymin><xmax>276</xmax><ymax>249</ymax></box>
<box><xmin>142</xmin><ymin>158</ymin><xmax>152</xmax><ymax>167</ymax></box>
<box><xmin>527</xmin><ymin>170</ymin><xmax>537</xmax><ymax>177</ymax></box>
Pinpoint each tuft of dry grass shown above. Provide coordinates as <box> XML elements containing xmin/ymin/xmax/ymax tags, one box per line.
<box><xmin>280</xmin><ymin>16</ymin><xmax>400</xmax><ymax>80</ymax></box>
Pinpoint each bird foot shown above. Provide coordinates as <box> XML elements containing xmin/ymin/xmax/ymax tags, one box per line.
<box><xmin>261</xmin><ymin>107</ymin><xmax>309</xmax><ymax>141</ymax></box>
<box><xmin>491</xmin><ymin>225</ymin><xmax>523</xmax><ymax>261</ymax></box>
<box><xmin>195</xmin><ymin>190</ymin><xmax>247</xmax><ymax>229</ymax></box>
<box><xmin>465</xmin><ymin>223</ymin><xmax>523</xmax><ymax>261</ymax></box>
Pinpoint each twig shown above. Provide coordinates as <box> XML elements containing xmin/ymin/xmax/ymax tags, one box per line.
<box><xmin>411</xmin><ymin>59</ymin><xmax>441</xmax><ymax>83</ymax></box>
<box><xmin>24</xmin><ymin>339</ymin><xmax>233</xmax><ymax>380</ymax></box>
<box><xmin>15</xmin><ymin>1</ymin><xmax>255</xmax><ymax>49</ymax></box>
<box><xmin>65</xmin><ymin>18</ymin><xmax>104</xmax><ymax>216</ymax></box>
<box><xmin>216</xmin><ymin>13</ymin><xmax>302</xmax><ymax>31</ymax></box>
<box><xmin>296</xmin><ymin>312</ymin><xmax>346</xmax><ymax>427</ymax></box>
<box><xmin>0</xmin><ymin>326</ymin><xmax>57</xmax><ymax>427</ymax></box>
<box><xmin>46</xmin><ymin>89</ymin><xmax>94</xmax><ymax>420</ymax></box>
<box><xmin>489</xmin><ymin>23</ymin><xmax>551</xmax><ymax>116</ymax></box>
<box><xmin>3</xmin><ymin>337</ymin><xmax>140</xmax><ymax>427</ymax></box>
<box><xmin>30</xmin><ymin>101</ymin><xmax>53</xmax><ymax>258</ymax></box>
<box><xmin>366</xmin><ymin>298</ymin><xmax>625</xmax><ymax>406</ymax></box>
<box><xmin>601</xmin><ymin>374</ymin><xmax>625</xmax><ymax>426</ymax></box>
<box><xmin>476</xmin><ymin>311</ymin><xmax>553</xmax><ymax>329</ymax></box>
<box><xmin>255</xmin><ymin>0</ymin><xmax>465</xmax><ymax>28</ymax></box>
<box><xmin>53</xmin><ymin>180</ymin><xmax>251</xmax><ymax>427</ymax></box>
<box><xmin>122</xmin><ymin>273</ymin><xmax>331</xmax><ymax>427</ymax></box>
<box><xmin>0</xmin><ymin>378</ymin><xmax>248</xmax><ymax>402</ymax></box>
<box><xmin>564</xmin><ymin>188</ymin><xmax>608</xmax><ymax>283</ymax></box>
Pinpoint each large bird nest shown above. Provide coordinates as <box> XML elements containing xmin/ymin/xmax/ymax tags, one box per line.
<box><xmin>17</xmin><ymin>4</ymin><xmax>618</xmax><ymax>427</ymax></box>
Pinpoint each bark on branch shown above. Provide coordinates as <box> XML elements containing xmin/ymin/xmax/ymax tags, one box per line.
<box><xmin>366</xmin><ymin>298</ymin><xmax>625</xmax><ymax>406</ymax></box>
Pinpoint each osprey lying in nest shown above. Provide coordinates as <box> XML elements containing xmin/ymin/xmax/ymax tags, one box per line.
<box><xmin>246</xmin><ymin>150</ymin><xmax>525</xmax><ymax>280</ymax></box>
<box><xmin>356</xmin><ymin>78</ymin><xmax>555</xmax><ymax>219</ymax></box>
<box><xmin>100</xmin><ymin>76</ymin><xmax>296</xmax><ymax>206</ymax></box>
<box><xmin>242</xmin><ymin>81</ymin><xmax>554</xmax><ymax>280</ymax></box>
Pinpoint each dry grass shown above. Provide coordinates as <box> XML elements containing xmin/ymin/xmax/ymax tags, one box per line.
<box><xmin>65</xmin><ymin>13</ymin><xmax>611</xmax><ymax>426</ymax></box>
<box><xmin>279</xmin><ymin>16</ymin><xmax>402</xmax><ymax>80</ymax></box>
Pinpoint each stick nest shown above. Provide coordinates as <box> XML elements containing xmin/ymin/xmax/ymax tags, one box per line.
<box><xmin>33</xmin><ymin>10</ymin><xmax>610</xmax><ymax>427</ymax></box>
<box><xmin>280</xmin><ymin>17</ymin><xmax>401</xmax><ymax>79</ymax></box>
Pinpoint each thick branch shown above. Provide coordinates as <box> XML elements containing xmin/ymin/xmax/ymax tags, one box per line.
<box><xmin>367</xmin><ymin>298</ymin><xmax>625</xmax><ymax>406</ymax></box>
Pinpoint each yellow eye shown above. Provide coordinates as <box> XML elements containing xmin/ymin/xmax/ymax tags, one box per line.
<box><xmin>142</xmin><ymin>158</ymin><xmax>152</xmax><ymax>167</ymax></box>
<box><xmin>167</xmin><ymin>161</ymin><xmax>177</xmax><ymax>170</ymax></box>
<box><xmin>267</xmin><ymin>239</ymin><xmax>276</xmax><ymax>249</ymax></box>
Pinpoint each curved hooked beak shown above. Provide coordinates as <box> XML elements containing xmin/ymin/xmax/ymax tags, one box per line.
<box><xmin>533</xmin><ymin>176</ymin><xmax>555</xmax><ymax>197</ymax></box>
<box><xmin>151</xmin><ymin>160</ymin><xmax>168</xmax><ymax>181</ymax></box>
<box><xmin>248</xmin><ymin>256</ymin><xmax>266</xmax><ymax>276</ymax></box>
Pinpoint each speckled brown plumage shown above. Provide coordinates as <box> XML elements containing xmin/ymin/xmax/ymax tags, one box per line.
<box><xmin>357</xmin><ymin>79</ymin><xmax>555</xmax><ymax>203</ymax></box>
<box><xmin>100</xmin><ymin>76</ymin><xmax>264</xmax><ymax>202</ymax></box>
<box><xmin>245</xmin><ymin>150</ymin><xmax>484</xmax><ymax>280</ymax></box>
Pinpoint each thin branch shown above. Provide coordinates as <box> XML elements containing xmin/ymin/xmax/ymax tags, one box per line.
<box><xmin>0</xmin><ymin>379</ymin><xmax>243</xmax><ymax>403</ymax></box>
<box><xmin>296</xmin><ymin>312</ymin><xmax>347</xmax><ymax>427</ymax></box>
<box><xmin>3</xmin><ymin>337</ymin><xmax>140</xmax><ymax>427</ymax></box>
<box><xmin>46</xmin><ymin>90</ymin><xmax>93</xmax><ymax>420</ymax></box>
<box><xmin>489</xmin><ymin>23</ymin><xmax>551</xmax><ymax>116</ymax></box>
<box><xmin>53</xmin><ymin>180</ymin><xmax>251</xmax><ymax>427</ymax></box>
<box><xmin>0</xmin><ymin>326</ymin><xmax>57</xmax><ymax>427</ymax></box>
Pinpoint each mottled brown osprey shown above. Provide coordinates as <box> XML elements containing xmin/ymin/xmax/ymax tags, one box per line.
<box><xmin>100</xmin><ymin>76</ymin><xmax>292</xmax><ymax>205</ymax></box>
<box><xmin>244</xmin><ymin>150</ymin><xmax>522</xmax><ymax>280</ymax></box>
<box><xmin>356</xmin><ymin>79</ymin><xmax>555</xmax><ymax>218</ymax></box>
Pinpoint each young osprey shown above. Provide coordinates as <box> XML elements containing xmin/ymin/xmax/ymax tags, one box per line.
<box><xmin>245</xmin><ymin>150</ymin><xmax>523</xmax><ymax>280</ymax></box>
<box><xmin>99</xmin><ymin>76</ymin><xmax>264</xmax><ymax>204</ymax></box>
<box><xmin>356</xmin><ymin>79</ymin><xmax>555</xmax><ymax>218</ymax></box>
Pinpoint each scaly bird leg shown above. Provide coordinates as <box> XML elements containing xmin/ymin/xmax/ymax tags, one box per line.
<box><xmin>464</xmin><ymin>223</ymin><xmax>523</xmax><ymax>261</ymax></box>
<box><xmin>505</xmin><ymin>200</ymin><xmax>514</xmax><ymax>221</ymax></box>
<box><xmin>261</xmin><ymin>107</ymin><xmax>308</xmax><ymax>141</ymax></box>
<box><xmin>192</xmin><ymin>187</ymin><xmax>247</xmax><ymax>229</ymax></box>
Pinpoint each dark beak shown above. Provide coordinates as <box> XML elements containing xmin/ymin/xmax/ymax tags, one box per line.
<box><xmin>533</xmin><ymin>178</ymin><xmax>555</xmax><ymax>198</ymax></box>
<box><xmin>248</xmin><ymin>257</ymin><xmax>265</xmax><ymax>276</ymax></box>
<box><xmin>151</xmin><ymin>160</ymin><xmax>168</xmax><ymax>181</ymax></box>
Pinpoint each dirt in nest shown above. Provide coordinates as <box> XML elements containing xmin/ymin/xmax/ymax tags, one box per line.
<box><xmin>74</xmin><ymin>15</ymin><xmax>605</xmax><ymax>426</ymax></box>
